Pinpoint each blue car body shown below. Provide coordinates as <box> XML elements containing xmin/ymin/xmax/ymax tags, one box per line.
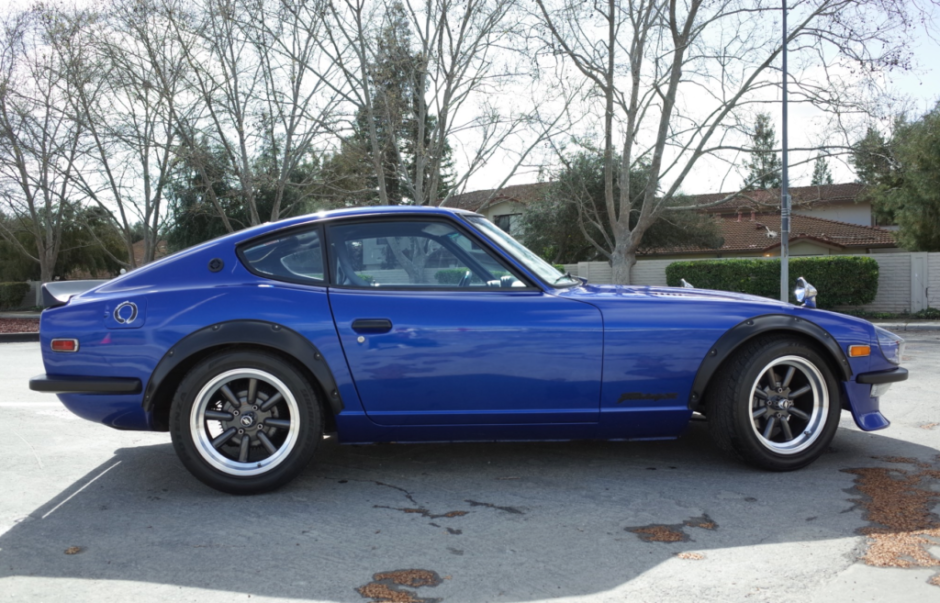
<box><xmin>32</xmin><ymin>206</ymin><xmax>902</xmax><ymax>447</ymax></box>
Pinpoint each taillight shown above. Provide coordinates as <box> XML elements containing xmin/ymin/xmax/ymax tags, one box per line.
<box><xmin>51</xmin><ymin>339</ymin><xmax>79</xmax><ymax>352</ymax></box>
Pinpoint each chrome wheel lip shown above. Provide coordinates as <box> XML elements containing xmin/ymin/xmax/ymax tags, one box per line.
<box><xmin>748</xmin><ymin>355</ymin><xmax>828</xmax><ymax>455</ymax></box>
<box><xmin>190</xmin><ymin>368</ymin><xmax>300</xmax><ymax>477</ymax></box>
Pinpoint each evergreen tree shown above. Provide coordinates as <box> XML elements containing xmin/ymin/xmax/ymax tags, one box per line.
<box><xmin>855</xmin><ymin>105</ymin><xmax>940</xmax><ymax>250</ymax></box>
<box><xmin>810</xmin><ymin>154</ymin><xmax>834</xmax><ymax>185</ymax></box>
<box><xmin>743</xmin><ymin>113</ymin><xmax>782</xmax><ymax>190</ymax></box>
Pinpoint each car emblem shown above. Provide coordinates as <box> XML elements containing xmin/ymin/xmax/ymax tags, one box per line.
<box><xmin>113</xmin><ymin>301</ymin><xmax>139</xmax><ymax>324</ymax></box>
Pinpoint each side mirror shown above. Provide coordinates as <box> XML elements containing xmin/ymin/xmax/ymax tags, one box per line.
<box><xmin>794</xmin><ymin>277</ymin><xmax>817</xmax><ymax>309</ymax></box>
<box><xmin>680</xmin><ymin>278</ymin><xmax>694</xmax><ymax>289</ymax></box>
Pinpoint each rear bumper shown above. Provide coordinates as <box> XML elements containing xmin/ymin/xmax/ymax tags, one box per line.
<box><xmin>29</xmin><ymin>374</ymin><xmax>142</xmax><ymax>395</ymax></box>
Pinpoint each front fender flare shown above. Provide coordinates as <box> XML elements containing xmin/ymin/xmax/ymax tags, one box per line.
<box><xmin>143</xmin><ymin>320</ymin><xmax>344</xmax><ymax>415</ymax></box>
<box><xmin>689</xmin><ymin>314</ymin><xmax>852</xmax><ymax>411</ymax></box>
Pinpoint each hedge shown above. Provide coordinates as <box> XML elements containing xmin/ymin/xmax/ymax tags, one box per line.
<box><xmin>664</xmin><ymin>256</ymin><xmax>879</xmax><ymax>309</ymax></box>
<box><xmin>0</xmin><ymin>282</ymin><xmax>30</xmax><ymax>310</ymax></box>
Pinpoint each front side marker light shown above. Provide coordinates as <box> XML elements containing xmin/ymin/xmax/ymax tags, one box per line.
<box><xmin>848</xmin><ymin>345</ymin><xmax>871</xmax><ymax>357</ymax></box>
<box><xmin>51</xmin><ymin>338</ymin><xmax>79</xmax><ymax>352</ymax></box>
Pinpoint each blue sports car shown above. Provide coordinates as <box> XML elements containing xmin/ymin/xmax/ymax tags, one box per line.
<box><xmin>29</xmin><ymin>206</ymin><xmax>909</xmax><ymax>493</ymax></box>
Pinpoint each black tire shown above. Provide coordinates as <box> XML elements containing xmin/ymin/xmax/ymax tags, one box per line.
<box><xmin>707</xmin><ymin>335</ymin><xmax>840</xmax><ymax>471</ymax></box>
<box><xmin>170</xmin><ymin>349</ymin><xmax>322</xmax><ymax>494</ymax></box>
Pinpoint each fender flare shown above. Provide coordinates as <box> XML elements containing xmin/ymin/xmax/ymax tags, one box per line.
<box><xmin>689</xmin><ymin>314</ymin><xmax>852</xmax><ymax>411</ymax></box>
<box><xmin>142</xmin><ymin>320</ymin><xmax>344</xmax><ymax>415</ymax></box>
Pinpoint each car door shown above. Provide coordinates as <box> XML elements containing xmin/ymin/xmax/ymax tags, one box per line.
<box><xmin>326</xmin><ymin>216</ymin><xmax>603</xmax><ymax>426</ymax></box>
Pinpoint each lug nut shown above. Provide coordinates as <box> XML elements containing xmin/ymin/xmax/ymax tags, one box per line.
<box><xmin>238</xmin><ymin>429</ymin><xmax>245</xmax><ymax>434</ymax></box>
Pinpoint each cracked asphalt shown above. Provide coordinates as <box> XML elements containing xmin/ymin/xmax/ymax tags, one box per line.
<box><xmin>1</xmin><ymin>335</ymin><xmax>938</xmax><ymax>603</ymax></box>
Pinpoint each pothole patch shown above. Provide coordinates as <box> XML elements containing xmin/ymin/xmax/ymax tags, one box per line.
<box><xmin>626</xmin><ymin>514</ymin><xmax>718</xmax><ymax>543</ymax></box>
<box><xmin>842</xmin><ymin>456</ymin><xmax>940</xmax><ymax>587</ymax></box>
<box><xmin>356</xmin><ymin>569</ymin><xmax>443</xmax><ymax>603</ymax></box>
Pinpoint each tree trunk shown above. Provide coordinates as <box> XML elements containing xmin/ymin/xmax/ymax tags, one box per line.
<box><xmin>610</xmin><ymin>246</ymin><xmax>637</xmax><ymax>285</ymax></box>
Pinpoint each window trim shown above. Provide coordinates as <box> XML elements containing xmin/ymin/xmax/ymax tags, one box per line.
<box><xmin>236</xmin><ymin>224</ymin><xmax>328</xmax><ymax>287</ymax></box>
<box><xmin>323</xmin><ymin>215</ymin><xmax>540</xmax><ymax>292</ymax></box>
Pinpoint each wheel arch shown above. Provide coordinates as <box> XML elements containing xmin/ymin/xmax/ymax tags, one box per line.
<box><xmin>690</xmin><ymin>314</ymin><xmax>851</xmax><ymax>412</ymax></box>
<box><xmin>144</xmin><ymin>320</ymin><xmax>343</xmax><ymax>431</ymax></box>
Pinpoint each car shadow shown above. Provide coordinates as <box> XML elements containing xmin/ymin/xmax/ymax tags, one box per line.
<box><xmin>0</xmin><ymin>422</ymin><xmax>937</xmax><ymax>602</ymax></box>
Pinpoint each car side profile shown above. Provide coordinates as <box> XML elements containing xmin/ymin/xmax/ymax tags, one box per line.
<box><xmin>30</xmin><ymin>206</ymin><xmax>909</xmax><ymax>494</ymax></box>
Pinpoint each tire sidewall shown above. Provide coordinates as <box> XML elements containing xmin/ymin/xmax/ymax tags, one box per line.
<box><xmin>170</xmin><ymin>349</ymin><xmax>322</xmax><ymax>494</ymax></box>
<box><xmin>728</xmin><ymin>339</ymin><xmax>840</xmax><ymax>471</ymax></box>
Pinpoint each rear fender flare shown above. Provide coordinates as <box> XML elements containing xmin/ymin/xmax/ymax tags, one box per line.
<box><xmin>690</xmin><ymin>314</ymin><xmax>852</xmax><ymax>411</ymax></box>
<box><xmin>143</xmin><ymin>320</ymin><xmax>344</xmax><ymax>415</ymax></box>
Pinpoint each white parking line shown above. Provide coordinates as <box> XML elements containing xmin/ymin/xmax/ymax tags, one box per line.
<box><xmin>41</xmin><ymin>461</ymin><xmax>122</xmax><ymax>520</ymax></box>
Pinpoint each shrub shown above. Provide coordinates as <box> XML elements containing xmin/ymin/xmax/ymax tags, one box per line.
<box><xmin>0</xmin><ymin>282</ymin><xmax>30</xmax><ymax>310</ymax></box>
<box><xmin>664</xmin><ymin>256</ymin><xmax>879</xmax><ymax>309</ymax></box>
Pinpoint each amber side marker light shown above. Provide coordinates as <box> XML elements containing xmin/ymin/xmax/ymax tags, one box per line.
<box><xmin>848</xmin><ymin>345</ymin><xmax>871</xmax><ymax>357</ymax></box>
<box><xmin>50</xmin><ymin>339</ymin><xmax>79</xmax><ymax>353</ymax></box>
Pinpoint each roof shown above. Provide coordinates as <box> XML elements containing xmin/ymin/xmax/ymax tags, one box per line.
<box><xmin>640</xmin><ymin>213</ymin><xmax>895</xmax><ymax>257</ymax></box>
<box><xmin>442</xmin><ymin>182</ymin><xmax>551</xmax><ymax>212</ymax></box>
<box><xmin>688</xmin><ymin>183</ymin><xmax>866</xmax><ymax>214</ymax></box>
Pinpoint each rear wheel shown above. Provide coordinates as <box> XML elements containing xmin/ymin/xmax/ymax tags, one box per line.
<box><xmin>170</xmin><ymin>349</ymin><xmax>322</xmax><ymax>494</ymax></box>
<box><xmin>708</xmin><ymin>336</ymin><xmax>840</xmax><ymax>471</ymax></box>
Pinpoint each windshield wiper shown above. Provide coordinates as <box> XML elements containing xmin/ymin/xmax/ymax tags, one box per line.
<box><xmin>553</xmin><ymin>272</ymin><xmax>582</xmax><ymax>286</ymax></box>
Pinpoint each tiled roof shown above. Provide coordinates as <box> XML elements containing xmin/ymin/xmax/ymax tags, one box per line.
<box><xmin>689</xmin><ymin>183</ymin><xmax>866</xmax><ymax>214</ymax></box>
<box><xmin>441</xmin><ymin>182</ymin><xmax>550</xmax><ymax>212</ymax></box>
<box><xmin>443</xmin><ymin>182</ymin><xmax>868</xmax><ymax>215</ymax></box>
<box><xmin>640</xmin><ymin>213</ymin><xmax>895</xmax><ymax>256</ymax></box>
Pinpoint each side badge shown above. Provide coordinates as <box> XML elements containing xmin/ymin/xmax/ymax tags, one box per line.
<box><xmin>113</xmin><ymin>301</ymin><xmax>139</xmax><ymax>325</ymax></box>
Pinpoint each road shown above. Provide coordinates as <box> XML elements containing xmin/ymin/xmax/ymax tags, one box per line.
<box><xmin>1</xmin><ymin>335</ymin><xmax>938</xmax><ymax>603</ymax></box>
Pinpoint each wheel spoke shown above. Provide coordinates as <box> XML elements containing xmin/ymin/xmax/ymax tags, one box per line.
<box><xmin>204</xmin><ymin>410</ymin><xmax>234</xmax><ymax>421</ymax></box>
<box><xmin>211</xmin><ymin>427</ymin><xmax>237</xmax><ymax>449</ymax></box>
<box><xmin>247</xmin><ymin>379</ymin><xmax>258</xmax><ymax>406</ymax></box>
<box><xmin>264</xmin><ymin>418</ymin><xmax>291</xmax><ymax>429</ymax></box>
<box><xmin>780</xmin><ymin>418</ymin><xmax>794</xmax><ymax>441</ymax></box>
<box><xmin>752</xmin><ymin>407</ymin><xmax>769</xmax><ymax>419</ymax></box>
<box><xmin>220</xmin><ymin>384</ymin><xmax>240</xmax><ymax>406</ymax></box>
<box><xmin>753</xmin><ymin>389</ymin><xmax>769</xmax><ymax>401</ymax></box>
<box><xmin>762</xmin><ymin>416</ymin><xmax>777</xmax><ymax>439</ymax></box>
<box><xmin>238</xmin><ymin>436</ymin><xmax>250</xmax><ymax>463</ymax></box>
<box><xmin>782</xmin><ymin>367</ymin><xmax>796</xmax><ymax>388</ymax></box>
<box><xmin>789</xmin><ymin>384</ymin><xmax>812</xmax><ymax>399</ymax></box>
<box><xmin>257</xmin><ymin>431</ymin><xmax>278</xmax><ymax>455</ymax></box>
<box><xmin>788</xmin><ymin>407</ymin><xmax>811</xmax><ymax>421</ymax></box>
<box><xmin>767</xmin><ymin>367</ymin><xmax>780</xmax><ymax>388</ymax></box>
<box><xmin>260</xmin><ymin>392</ymin><xmax>283</xmax><ymax>412</ymax></box>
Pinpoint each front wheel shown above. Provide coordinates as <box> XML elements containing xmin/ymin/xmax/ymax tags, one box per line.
<box><xmin>170</xmin><ymin>349</ymin><xmax>322</xmax><ymax>494</ymax></box>
<box><xmin>708</xmin><ymin>336</ymin><xmax>841</xmax><ymax>471</ymax></box>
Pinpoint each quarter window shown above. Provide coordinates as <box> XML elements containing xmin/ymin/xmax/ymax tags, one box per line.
<box><xmin>240</xmin><ymin>229</ymin><xmax>324</xmax><ymax>284</ymax></box>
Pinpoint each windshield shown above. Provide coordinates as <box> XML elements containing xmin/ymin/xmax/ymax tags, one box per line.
<box><xmin>466</xmin><ymin>216</ymin><xmax>581</xmax><ymax>288</ymax></box>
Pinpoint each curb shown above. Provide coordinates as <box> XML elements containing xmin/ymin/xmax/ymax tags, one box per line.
<box><xmin>872</xmin><ymin>323</ymin><xmax>940</xmax><ymax>332</ymax></box>
<box><xmin>0</xmin><ymin>332</ymin><xmax>39</xmax><ymax>343</ymax></box>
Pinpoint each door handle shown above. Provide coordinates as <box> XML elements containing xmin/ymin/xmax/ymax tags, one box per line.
<box><xmin>352</xmin><ymin>318</ymin><xmax>393</xmax><ymax>334</ymax></box>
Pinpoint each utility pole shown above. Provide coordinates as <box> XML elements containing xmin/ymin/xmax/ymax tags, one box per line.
<box><xmin>780</xmin><ymin>0</ymin><xmax>791</xmax><ymax>303</ymax></box>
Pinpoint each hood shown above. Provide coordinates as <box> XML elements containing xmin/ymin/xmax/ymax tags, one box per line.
<box><xmin>565</xmin><ymin>283</ymin><xmax>793</xmax><ymax>307</ymax></box>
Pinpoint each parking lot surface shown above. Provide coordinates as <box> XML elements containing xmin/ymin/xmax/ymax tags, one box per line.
<box><xmin>1</xmin><ymin>335</ymin><xmax>938</xmax><ymax>603</ymax></box>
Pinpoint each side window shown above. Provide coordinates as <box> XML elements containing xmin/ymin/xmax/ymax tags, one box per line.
<box><xmin>240</xmin><ymin>228</ymin><xmax>324</xmax><ymax>284</ymax></box>
<box><xmin>328</xmin><ymin>220</ymin><xmax>526</xmax><ymax>289</ymax></box>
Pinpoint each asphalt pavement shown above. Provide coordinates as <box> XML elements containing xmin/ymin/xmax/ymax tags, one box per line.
<box><xmin>1</xmin><ymin>337</ymin><xmax>938</xmax><ymax>603</ymax></box>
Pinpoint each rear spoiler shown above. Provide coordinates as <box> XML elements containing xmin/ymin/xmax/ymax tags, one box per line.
<box><xmin>42</xmin><ymin>280</ymin><xmax>109</xmax><ymax>309</ymax></box>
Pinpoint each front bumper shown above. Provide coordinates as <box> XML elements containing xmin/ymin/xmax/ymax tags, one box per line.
<box><xmin>29</xmin><ymin>374</ymin><xmax>142</xmax><ymax>395</ymax></box>
<box><xmin>843</xmin><ymin>367</ymin><xmax>909</xmax><ymax>431</ymax></box>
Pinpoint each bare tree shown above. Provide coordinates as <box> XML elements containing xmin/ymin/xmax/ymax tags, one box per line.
<box><xmin>53</xmin><ymin>0</ymin><xmax>194</xmax><ymax>269</ymax></box>
<box><xmin>533</xmin><ymin>0</ymin><xmax>927</xmax><ymax>283</ymax></box>
<box><xmin>164</xmin><ymin>0</ymin><xmax>339</xmax><ymax>230</ymax></box>
<box><xmin>319</xmin><ymin>0</ymin><xmax>574</xmax><ymax>208</ymax></box>
<box><xmin>0</xmin><ymin>8</ymin><xmax>84</xmax><ymax>283</ymax></box>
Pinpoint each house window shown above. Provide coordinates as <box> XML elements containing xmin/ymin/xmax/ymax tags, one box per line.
<box><xmin>495</xmin><ymin>214</ymin><xmax>522</xmax><ymax>234</ymax></box>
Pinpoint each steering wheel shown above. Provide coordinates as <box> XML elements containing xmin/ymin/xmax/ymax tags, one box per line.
<box><xmin>458</xmin><ymin>270</ymin><xmax>473</xmax><ymax>288</ymax></box>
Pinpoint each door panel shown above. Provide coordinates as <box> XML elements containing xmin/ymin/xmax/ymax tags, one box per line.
<box><xmin>328</xmin><ymin>289</ymin><xmax>603</xmax><ymax>425</ymax></box>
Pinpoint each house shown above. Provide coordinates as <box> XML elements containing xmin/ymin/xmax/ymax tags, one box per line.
<box><xmin>445</xmin><ymin>182</ymin><xmax>898</xmax><ymax>257</ymax></box>
<box><xmin>443</xmin><ymin>182</ymin><xmax>550</xmax><ymax>235</ymax></box>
